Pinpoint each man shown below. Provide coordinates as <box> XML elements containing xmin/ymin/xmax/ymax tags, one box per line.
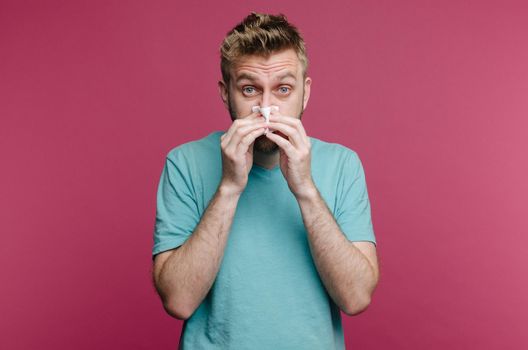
<box><xmin>152</xmin><ymin>12</ymin><xmax>379</xmax><ymax>349</ymax></box>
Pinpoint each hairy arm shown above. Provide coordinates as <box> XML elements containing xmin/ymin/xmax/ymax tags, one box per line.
<box><xmin>152</xmin><ymin>113</ymin><xmax>267</xmax><ymax>320</ymax></box>
<box><xmin>152</xmin><ymin>185</ymin><xmax>240</xmax><ymax>320</ymax></box>
<box><xmin>297</xmin><ymin>187</ymin><xmax>379</xmax><ymax>316</ymax></box>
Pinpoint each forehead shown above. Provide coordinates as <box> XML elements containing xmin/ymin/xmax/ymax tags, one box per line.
<box><xmin>231</xmin><ymin>48</ymin><xmax>302</xmax><ymax>81</ymax></box>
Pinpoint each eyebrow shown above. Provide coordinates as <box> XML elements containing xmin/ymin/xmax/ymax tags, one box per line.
<box><xmin>235</xmin><ymin>71</ymin><xmax>298</xmax><ymax>84</ymax></box>
<box><xmin>276</xmin><ymin>72</ymin><xmax>297</xmax><ymax>82</ymax></box>
<box><xmin>235</xmin><ymin>73</ymin><xmax>258</xmax><ymax>83</ymax></box>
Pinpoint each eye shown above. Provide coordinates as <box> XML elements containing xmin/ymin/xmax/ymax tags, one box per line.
<box><xmin>278</xmin><ymin>86</ymin><xmax>291</xmax><ymax>94</ymax></box>
<box><xmin>242</xmin><ymin>86</ymin><xmax>257</xmax><ymax>95</ymax></box>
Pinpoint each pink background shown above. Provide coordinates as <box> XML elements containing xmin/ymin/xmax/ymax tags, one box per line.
<box><xmin>1</xmin><ymin>1</ymin><xmax>527</xmax><ymax>349</ymax></box>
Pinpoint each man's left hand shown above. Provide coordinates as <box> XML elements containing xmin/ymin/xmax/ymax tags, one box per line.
<box><xmin>265</xmin><ymin>111</ymin><xmax>316</xmax><ymax>200</ymax></box>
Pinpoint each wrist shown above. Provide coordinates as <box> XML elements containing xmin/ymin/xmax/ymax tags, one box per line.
<box><xmin>294</xmin><ymin>181</ymin><xmax>319</xmax><ymax>203</ymax></box>
<box><xmin>217</xmin><ymin>181</ymin><xmax>243</xmax><ymax>200</ymax></box>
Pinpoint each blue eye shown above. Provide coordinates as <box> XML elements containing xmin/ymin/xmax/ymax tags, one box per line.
<box><xmin>243</xmin><ymin>86</ymin><xmax>256</xmax><ymax>95</ymax></box>
<box><xmin>279</xmin><ymin>86</ymin><xmax>291</xmax><ymax>94</ymax></box>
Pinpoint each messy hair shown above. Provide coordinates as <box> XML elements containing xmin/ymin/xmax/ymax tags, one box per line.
<box><xmin>220</xmin><ymin>12</ymin><xmax>308</xmax><ymax>85</ymax></box>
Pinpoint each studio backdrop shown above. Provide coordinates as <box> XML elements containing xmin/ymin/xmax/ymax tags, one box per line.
<box><xmin>1</xmin><ymin>1</ymin><xmax>527</xmax><ymax>349</ymax></box>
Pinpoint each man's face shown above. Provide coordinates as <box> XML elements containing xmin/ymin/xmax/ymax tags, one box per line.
<box><xmin>219</xmin><ymin>48</ymin><xmax>311</xmax><ymax>154</ymax></box>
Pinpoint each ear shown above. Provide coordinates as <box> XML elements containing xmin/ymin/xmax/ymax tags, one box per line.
<box><xmin>302</xmin><ymin>77</ymin><xmax>312</xmax><ymax>110</ymax></box>
<box><xmin>218</xmin><ymin>80</ymin><xmax>229</xmax><ymax>109</ymax></box>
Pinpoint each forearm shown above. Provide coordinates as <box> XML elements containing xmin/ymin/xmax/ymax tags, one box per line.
<box><xmin>297</xmin><ymin>185</ymin><xmax>377</xmax><ymax>315</ymax></box>
<box><xmin>157</xmin><ymin>184</ymin><xmax>240</xmax><ymax>318</ymax></box>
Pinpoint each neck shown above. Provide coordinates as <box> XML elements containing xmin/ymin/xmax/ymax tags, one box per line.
<box><xmin>253</xmin><ymin>149</ymin><xmax>280</xmax><ymax>169</ymax></box>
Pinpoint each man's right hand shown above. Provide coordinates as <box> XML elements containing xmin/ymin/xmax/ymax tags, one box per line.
<box><xmin>219</xmin><ymin>111</ymin><xmax>268</xmax><ymax>196</ymax></box>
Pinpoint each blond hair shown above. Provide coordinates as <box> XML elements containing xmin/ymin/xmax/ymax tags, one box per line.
<box><xmin>220</xmin><ymin>12</ymin><xmax>308</xmax><ymax>85</ymax></box>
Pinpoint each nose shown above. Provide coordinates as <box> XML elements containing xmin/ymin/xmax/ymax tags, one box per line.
<box><xmin>260</xmin><ymin>88</ymin><xmax>274</xmax><ymax>107</ymax></box>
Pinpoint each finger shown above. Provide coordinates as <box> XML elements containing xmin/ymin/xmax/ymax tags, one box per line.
<box><xmin>265</xmin><ymin>130</ymin><xmax>296</xmax><ymax>156</ymax></box>
<box><xmin>266</xmin><ymin>121</ymin><xmax>305</xmax><ymax>149</ymax></box>
<box><xmin>235</xmin><ymin>127</ymin><xmax>267</xmax><ymax>156</ymax></box>
<box><xmin>222</xmin><ymin>111</ymin><xmax>262</xmax><ymax>139</ymax></box>
<box><xmin>268</xmin><ymin>112</ymin><xmax>309</xmax><ymax>145</ymax></box>
<box><xmin>222</xmin><ymin>113</ymin><xmax>261</xmax><ymax>143</ymax></box>
<box><xmin>222</xmin><ymin>112</ymin><xmax>265</xmax><ymax>146</ymax></box>
<box><xmin>225</xmin><ymin>121</ymin><xmax>268</xmax><ymax>155</ymax></box>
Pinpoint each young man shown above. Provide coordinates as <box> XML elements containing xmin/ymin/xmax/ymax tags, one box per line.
<box><xmin>152</xmin><ymin>12</ymin><xmax>379</xmax><ymax>349</ymax></box>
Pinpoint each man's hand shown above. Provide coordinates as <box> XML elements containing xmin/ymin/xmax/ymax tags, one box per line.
<box><xmin>265</xmin><ymin>110</ymin><xmax>316</xmax><ymax>200</ymax></box>
<box><xmin>220</xmin><ymin>112</ymin><xmax>268</xmax><ymax>196</ymax></box>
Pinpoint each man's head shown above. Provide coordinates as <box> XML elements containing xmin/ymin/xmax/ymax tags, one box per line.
<box><xmin>218</xmin><ymin>12</ymin><xmax>312</xmax><ymax>154</ymax></box>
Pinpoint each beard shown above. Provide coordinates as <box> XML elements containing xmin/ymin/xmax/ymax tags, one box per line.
<box><xmin>227</xmin><ymin>91</ymin><xmax>305</xmax><ymax>155</ymax></box>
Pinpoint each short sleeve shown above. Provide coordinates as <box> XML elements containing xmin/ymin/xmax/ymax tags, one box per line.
<box><xmin>152</xmin><ymin>150</ymin><xmax>200</xmax><ymax>258</ymax></box>
<box><xmin>334</xmin><ymin>150</ymin><xmax>377</xmax><ymax>246</ymax></box>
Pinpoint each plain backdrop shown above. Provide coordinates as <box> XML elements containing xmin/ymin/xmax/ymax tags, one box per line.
<box><xmin>1</xmin><ymin>0</ymin><xmax>527</xmax><ymax>349</ymax></box>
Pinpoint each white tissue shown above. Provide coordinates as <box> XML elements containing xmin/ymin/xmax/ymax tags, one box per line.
<box><xmin>252</xmin><ymin>105</ymin><xmax>279</xmax><ymax>122</ymax></box>
<box><xmin>252</xmin><ymin>105</ymin><xmax>279</xmax><ymax>134</ymax></box>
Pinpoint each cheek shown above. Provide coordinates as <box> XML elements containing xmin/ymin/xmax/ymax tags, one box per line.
<box><xmin>229</xmin><ymin>96</ymin><xmax>254</xmax><ymax>118</ymax></box>
<box><xmin>279</xmin><ymin>91</ymin><xmax>304</xmax><ymax>115</ymax></box>
<box><xmin>236</xmin><ymin>97</ymin><xmax>260</xmax><ymax>114</ymax></box>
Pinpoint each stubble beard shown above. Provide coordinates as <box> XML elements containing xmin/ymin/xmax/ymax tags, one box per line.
<box><xmin>227</xmin><ymin>90</ymin><xmax>305</xmax><ymax>155</ymax></box>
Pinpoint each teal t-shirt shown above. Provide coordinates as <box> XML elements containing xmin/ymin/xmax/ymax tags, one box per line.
<box><xmin>153</xmin><ymin>131</ymin><xmax>376</xmax><ymax>349</ymax></box>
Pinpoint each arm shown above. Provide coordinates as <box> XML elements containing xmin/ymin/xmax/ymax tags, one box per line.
<box><xmin>153</xmin><ymin>184</ymin><xmax>240</xmax><ymax>320</ymax></box>
<box><xmin>296</xmin><ymin>186</ymin><xmax>379</xmax><ymax>316</ymax></box>
<box><xmin>263</xmin><ymin>113</ymin><xmax>379</xmax><ymax>315</ymax></box>
<box><xmin>152</xmin><ymin>111</ymin><xmax>268</xmax><ymax>320</ymax></box>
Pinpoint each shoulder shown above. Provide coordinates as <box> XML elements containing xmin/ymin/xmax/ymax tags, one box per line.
<box><xmin>309</xmin><ymin>135</ymin><xmax>361</xmax><ymax>167</ymax></box>
<box><xmin>166</xmin><ymin>131</ymin><xmax>223</xmax><ymax>164</ymax></box>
